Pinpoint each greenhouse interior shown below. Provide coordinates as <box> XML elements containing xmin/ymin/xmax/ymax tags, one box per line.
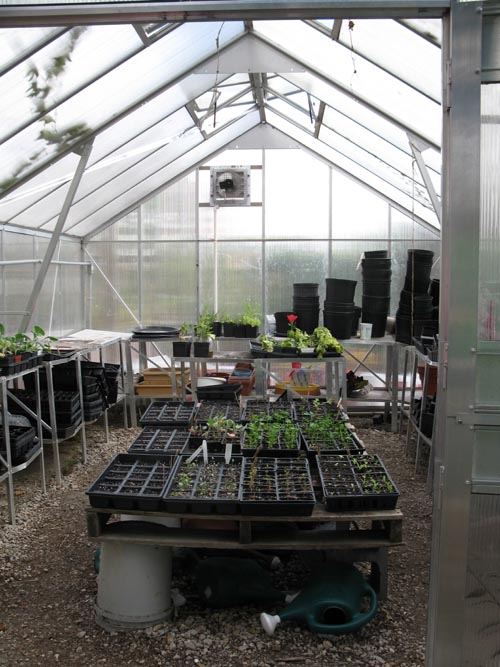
<box><xmin>0</xmin><ymin>1</ymin><xmax>498</xmax><ymax>666</ymax></box>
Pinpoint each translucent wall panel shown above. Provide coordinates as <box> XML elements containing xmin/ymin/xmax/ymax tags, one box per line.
<box><xmin>332</xmin><ymin>171</ymin><xmax>389</xmax><ymax>239</ymax></box>
<box><xmin>199</xmin><ymin>206</ymin><xmax>262</xmax><ymax>241</ymax></box>
<box><xmin>91</xmin><ymin>210</ymin><xmax>138</xmax><ymax>242</ymax></box>
<box><xmin>141</xmin><ymin>242</ymin><xmax>197</xmax><ymax>325</ymax></box>
<box><xmin>479</xmin><ymin>84</ymin><xmax>500</xmax><ymax>341</ymax></box>
<box><xmin>391</xmin><ymin>208</ymin><xmax>440</xmax><ymax>240</ymax></box>
<box><xmin>265</xmin><ymin>150</ymin><xmax>329</xmax><ymax>239</ymax></box>
<box><xmin>89</xmin><ymin>241</ymin><xmax>139</xmax><ymax>332</ymax></box>
<box><xmin>142</xmin><ymin>174</ymin><xmax>197</xmax><ymax>241</ymax></box>
<box><xmin>199</xmin><ymin>241</ymin><xmax>262</xmax><ymax>318</ymax></box>
<box><xmin>265</xmin><ymin>241</ymin><xmax>328</xmax><ymax>314</ymax></box>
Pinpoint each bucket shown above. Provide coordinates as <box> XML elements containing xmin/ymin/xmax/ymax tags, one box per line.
<box><xmin>260</xmin><ymin>563</ymin><xmax>377</xmax><ymax>636</ymax></box>
<box><xmin>95</xmin><ymin>522</ymin><xmax>173</xmax><ymax>632</ymax></box>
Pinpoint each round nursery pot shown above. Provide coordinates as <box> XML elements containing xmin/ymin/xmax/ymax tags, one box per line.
<box><xmin>407</xmin><ymin>249</ymin><xmax>434</xmax><ymax>262</ymax></box>
<box><xmin>403</xmin><ymin>276</ymin><xmax>431</xmax><ymax>294</ymax></box>
<box><xmin>325</xmin><ymin>278</ymin><xmax>357</xmax><ymax>303</ymax></box>
<box><xmin>361</xmin><ymin>310</ymin><xmax>388</xmax><ymax>338</ymax></box>
<box><xmin>245</xmin><ymin>324</ymin><xmax>259</xmax><ymax>338</ymax></box>
<box><xmin>274</xmin><ymin>311</ymin><xmax>296</xmax><ymax>335</ymax></box>
<box><xmin>364</xmin><ymin>250</ymin><xmax>388</xmax><ymax>258</ymax></box>
<box><xmin>362</xmin><ymin>280</ymin><xmax>391</xmax><ymax>298</ymax></box>
<box><xmin>212</xmin><ymin>321</ymin><xmax>223</xmax><ymax>337</ymax></box>
<box><xmin>172</xmin><ymin>341</ymin><xmax>192</xmax><ymax>357</ymax></box>
<box><xmin>351</xmin><ymin>306</ymin><xmax>362</xmax><ymax>336</ymax></box>
<box><xmin>430</xmin><ymin>279</ymin><xmax>440</xmax><ymax>306</ymax></box>
<box><xmin>362</xmin><ymin>268</ymin><xmax>393</xmax><ymax>281</ymax></box>
<box><xmin>233</xmin><ymin>323</ymin><xmax>247</xmax><ymax>338</ymax></box>
<box><xmin>193</xmin><ymin>341</ymin><xmax>211</xmax><ymax>357</ymax></box>
<box><xmin>395</xmin><ymin>315</ymin><xmax>431</xmax><ymax>345</ymax></box>
<box><xmin>361</xmin><ymin>258</ymin><xmax>392</xmax><ymax>270</ymax></box>
<box><xmin>293</xmin><ymin>296</ymin><xmax>320</xmax><ymax>306</ymax></box>
<box><xmin>323</xmin><ymin>300</ymin><xmax>355</xmax><ymax>312</ymax></box>
<box><xmin>296</xmin><ymin>310</ymin><xmax>319</xmax><ymax>334</ymax></box>
<box><xmin>399</xmin><ymin>290</ymin><xmax>433</xmax><ymax>306</ymax></box>
<box><xmin>293</xmin><ymin>283</ymin><xmax>319</xmax><ymax>297</ymax></box>
<box><xmin>323</xmin><ymin>311</ymin><xmax>353</xmax><ymax>340</ymax></box>
<box><xmin>362</xmin><ymin>295</ymin><xmax>390</xmax><ymax>314</ymax></box>
<box><xmin>223</xmin><ymin>322</ymin><xmax>235</xmax><ymax>337</ymax></box>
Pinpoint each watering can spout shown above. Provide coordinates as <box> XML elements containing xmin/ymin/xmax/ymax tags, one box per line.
<box><xmin>260</xmin><ymin>613</ymin><xmax>281</xmax><ymax>635</ymax></box>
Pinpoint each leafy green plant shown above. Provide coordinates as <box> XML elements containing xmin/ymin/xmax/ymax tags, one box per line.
<box><xmin>311</xmin><ymin>327</ymin><xmax>343</xmax><ymax>359</ymax></box>
<box><xmin>241</xmin><ymin>302</ymin><xmax>261</xmax><ymax>328</ymax></box>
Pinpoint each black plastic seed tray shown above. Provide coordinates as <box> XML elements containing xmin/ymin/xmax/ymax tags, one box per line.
<box><xmin>84</xmin><ymin>398</ymin><xmax>105</xmax><ymax>422</ymax></box>
<box><xmin>186</xmin><ymin>432</ymin><xmax>242</xmax><ymax>455</ymax></box>
<box><xmin>9</xmin><ymin>389</ymin><xmax>80</xmax><ymax>413</ymax></box>
<box><xmin>163</xmin><ymin>455</ymin><xmax>242</xmax><ymax>514</ymax></box>
<box><xmin>292</xmin><ymin>398</ymin><xmax>348</xmax><ymax>421</ymax></box>
<box><xmin>300</xmin><ymin>421</ymin><xmax>364</xmax><ymax>455</ymax></box>
<box><xmin>128</xmin><ymin>428</ymin><xmax>190</xmax><ymax>457</ymax></box>
<box><xmin>87</xmin><ymin>454</ymin><xmax>177</xmax><ymax>511</ymax></box>
<box><xmin>241</xmin><ymin>400</ymin><xmax>293</xmax><ymax>422</ymax></box>
<box><xmin>317</xmin><ymin>452</ymin><xmax>399</xmax><ymax>511</ymax></box>
<box><xmin>195</xmin><ymin>401</ymin><xmax>241</xmax><ymax>423</ymax></box>
<box><xmin>140</xmin><ymin>401</ymin><xmax>198</xmax><ymax>427</ymax></box>
<box><xmin>0</xmin><ymin>426</ymin><xmax>37</xmax><ymax>453</ymax></box>
<box><xmin>240</xmin><ymin>458</ymin><xmax>315</xmax><ymax>516</ymax></box>
<box><xmin>12</xmin><ymin>439</ymin><xmax>41</xmax><ymax>466</ymax></box>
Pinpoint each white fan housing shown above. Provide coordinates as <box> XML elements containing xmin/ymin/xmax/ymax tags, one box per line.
<box><xmin>210</xmin><ymin>166</ymin><xmax>251</xmax><ymax>207</ymax></box>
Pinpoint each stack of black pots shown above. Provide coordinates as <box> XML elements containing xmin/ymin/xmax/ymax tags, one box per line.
<box><xmin>323</xmin><ymin>279</ymin><xmax>357</xmax><ymax>339</ymax></box>
<box><xmin>395</xmin><ymin>249</ymin><xmax>435</xmax><ymax>343</ymax></box>
<box><xmin>361</xmin><ymin>250</ymin><xmax>392</xmax><ymax>337</ymax></box>
<box><xmin>293</xmin><ymin>283</ymin><xmax>319</xmax><ymax>334</ymax></box>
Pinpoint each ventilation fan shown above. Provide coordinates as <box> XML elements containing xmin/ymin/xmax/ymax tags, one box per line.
<box><xmin>210</xmin><ymin>166</ymin><xmax>251</xmax><ymax>207</ymax></box>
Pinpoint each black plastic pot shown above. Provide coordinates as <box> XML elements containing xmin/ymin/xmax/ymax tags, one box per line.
<box><xmin>172</xmin><ymin>341</ymin><xmax>192</xmax><ymax>357</ymax></box>
<box><xmin>364</xmin><ymin>250</ymin><xmax>388</xmax><ymax>258</ymax></box>
<box><xmin>403</xmin><ymin>276</ymin><xmax>431</xmax><ymax>294</ymax></box>
<box><xmin>245</xmin><ymin>324</ymin><xmax>259</xmax><ymax>338</ymax></box>
<box><xmin>323</xmin><ymin>311</ymin><xmax>353</xmax><ymax>340</ymax></box>
<box><xmin>407</xmin><ymin>248</ymin><xmax>434</xmax><ymax>261</ymax></box>
<box><xmin>323</xmin><ymin>300</ymin><xmax>355</xmax><ymax>312</ymax></box>
<box><xmin>362</xmin><ymin>295</ymin><xmax>390</xmax><ymax>314</ymax></box>
<box><xmin>361</xmin><ymin>258</ymin><xmax>392</xmax><ymax>269</ymax></box>
<box><xmin>293</xmin><ymin>296</ymin><xmax>320</xmax><ymax>306</ymax></box>
<box><xmin>351</xmin><ymin>306</ymin><xmax>362</xmax><ymax>336</ymax></box>
<box><xmin>233</xmin><ymin>323</ymin><xmax>246</xmax><ymax>338</ymax></box>
<box><xmin>293</xmin><ymin>283</ymin><xmax>319</xmax><ymax>297</ymax></box>
<box><xmin>362</xmin><ymin>280</ymin><xmax>391</xmax><ymax>297</ymax></box>
<box><xmin>212</xmin><ymin>321</ymin><xmax>223</xmax><ymax>337</ymax></box>
<box><xmin>223</xmin><ymin>322</ymin><xmax>235</xmax><ymax>337</ymax></box>
<box><xmin>296</xmin><ymin>310</ymin><xmax>319</xmax><ymax>334</ymax></box>
<box><xmin>430</xmin><ymin>279</ymin><xmax>440</xmax><ymax>307</ymax></box>
<box><xmin>362</xmin><ymin>268</ymin><xmax>393</xmax><ymax>281</ymax></box>
<box><xmin>395</xmin><ymin>315</ymin><xmax>433</xmax><ymax>344</ymax></box>
<box><xmin>325</xmin><ymin>278</ymin><xmax>357</xmax><ymax>302</ymax></box>
<box><xmin>193</xmin><ymin>341</ymin><xmax>210</xmax><ymax>357</ymax></box>
<box><xmin>361</xmin><ymin>310</ymin><xmax>388</xmax><ymax>337</ymax></box>
<box><xmin>274</xmin><ymin>311</ymin><xmax>296</xmax><ymax>335</ymax></box>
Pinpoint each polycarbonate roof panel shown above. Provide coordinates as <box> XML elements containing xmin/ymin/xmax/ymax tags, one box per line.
<box><xmin>1</xmin><ymin>25</ymin><xmax>143</xmax><ymax>141</ymax></box>
<box><xmin>399</xmin><ymin>18</ymin><xmax>442</xmax><ymax>46</ymax></box>
<box><xmin>0</xmin><ymin>21</ymin><xmax>245</xmax><ymax>196</ymax></box>
<box><xmin>266</xmin><ymin>109</ymin><xmax>439</xmax><ymax>229</ymax></box>
<box><xmin>255</xmin><ymin>20</ymin><xmax>441</xmax><ymax>147</ymax></box>
<box><xmin>0</xmin><ymin>151</ymin><xmax>79</xmax><ymax>222</ymax></box>
<box><xmin>314</xmin><ymin>19</ymin><xmax>441</xmax><ymax>102</ymax></box>
<box><xmin>202</xmin><ymin>103</ymin><xmax>256</xmax><ymax>134</ymax></box>
<box><xmin>27</xmin><ymin>108</ymin><xmax>194</xmax><ymax>229</ymax></box>
<box><xmin>73</xmin><ymin>110</ymin><xmax>260</xmax><ymax>238</ymax></box>
<box><xmin>0</xmin><ymin>27</ymin><xmax>66</xmax><ymax>73</ymax></box>
<box><xmin>41</xmin><ymin>110</ymin><xmax>199</xmax><ymax>231</ymax></box>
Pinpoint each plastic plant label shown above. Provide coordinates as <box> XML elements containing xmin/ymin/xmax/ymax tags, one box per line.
<box><xmin>225</xmin><ymin>440</ymin><xmax>233</xmax><ymax>464</ymax></box>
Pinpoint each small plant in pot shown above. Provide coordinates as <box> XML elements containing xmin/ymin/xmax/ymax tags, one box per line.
<box><xmin>193</xmin><ymin>317</ymin><xmax>215</xmax><ymax>357</ymax></box>
<box><xmin>172</xmin><ymin>323</ymin><xmax>193</xmax><ymax>358</ymax></box>
<box><xmin>190</xmin><ymin>413</ymin><xmax>243</xmax><ymax>451</ymax></box>
<box><xmin>311</xmin><ymin>327</ymin><xmax>344</xmax><ymax>359</ymax></box>
<box><xmin>241</xmin><ymin>302</ymin><xmax>261</xmax><ymax>338</ymax></box>
<box><xmin>221</xmin><ymin>313</ymin><xmax>236</xmax><ymax>337</ymax></box>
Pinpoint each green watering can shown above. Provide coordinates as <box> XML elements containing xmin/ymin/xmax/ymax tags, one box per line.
<box><xmin>260</xmin><ymin>562</ymin><xmax>378</xmax><ymax>636</ymax></box>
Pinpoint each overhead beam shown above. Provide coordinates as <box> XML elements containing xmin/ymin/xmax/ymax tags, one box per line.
<box><xmin>314</xmin><ymin>19</ymin><xmax>341</xmax><ymax>138</ymax></box>
<box><xmin>250</xmin><ymin>73</ymin><xmax>267</xmax><ymax>123</ymax></box>
<box><xmin>408</xmin><ymin>135</ymin><xmax>442</xmax><ymax>223</ymax></box>
<box><xmin>0</xmin><ymin>2</ymin><xmax>449</xmax><ymax>27</ymax></box>
<box><xmin>20</xmin><ymin>140</ymin><xmax>94</xmax><ymax>332</ymax></box>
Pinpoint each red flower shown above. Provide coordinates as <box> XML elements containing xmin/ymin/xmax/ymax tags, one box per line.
<box><xmin>287</xmin><ymin>314</ymin><xmax>298</xmax><ymax>323</ymax></box>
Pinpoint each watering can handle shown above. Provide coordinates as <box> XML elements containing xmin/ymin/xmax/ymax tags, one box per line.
<box><xmin>307</xmin><ymin>584</ymin><xmax>378</xmax><ymax>634</ymax></box>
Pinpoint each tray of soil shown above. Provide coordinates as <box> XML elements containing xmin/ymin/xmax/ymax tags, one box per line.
<box><xmin>292</xmin><ymin>397</ymin><xmax>347</xmax><ymax>421</ymax></box>
<box><xmin>87</xmin><ymin>453</ymin><xmax>177</xmax><ymax>511</ymax></box>
<box><xmin>240</xmin><ymin>457</ymin><xmax>315</xmax><ymax>516</ymax></box>
<box><xmin>0</xmin><ymin>425</ymin><xmax>37</xmax><ymax>456</ymax></box>
<box><xmin>139</xmin><ymin>400</ymin><xmax>198</xmax><ymax>427</ymax></box>
<box><xmin>300</xmin><ymin>414</ymin><xmax>364</xmax><ymax>455</ymax></box>
<box><xmin>128</xmin><ymin>427</ymin><xmax>191</xmax><ymax>457</ymax></box>
<box><xmin>241</xmin><ymin>399</ymin><xmax>293</xmax><ymax>421</ymax></box>
<box><xmin>317</xmin><ymin>452</ymin><xmax>399</xmax><ymax>511</ymax></box>
<box><xmin>241</xmin><ymin>414</ymin><xmax>301</xmax><ymax>456</ymax></box>
<box><xmin>163</xmin><ymin>456</ymin><xmax>242</xmax><ymax>514</ymax></box>
<box><xmin>195</xmin><ymin>400</ymin><xmax>241</xmax><ymax>423</ymax></box>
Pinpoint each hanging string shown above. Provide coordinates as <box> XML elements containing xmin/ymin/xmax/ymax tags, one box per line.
<box><xmin>411</xmin><ymin>157</ymin><xmax>417</xmax><ymax>335</ymax></box>
<box><xmin>212</xmin><ymin>21</ymin><xmax>226</xmax><ymax>129</ymax></box>
<box><xmin>348</xmin><ymin>20</ymin><xmax>357</xmax><ymax>89</ymax></box>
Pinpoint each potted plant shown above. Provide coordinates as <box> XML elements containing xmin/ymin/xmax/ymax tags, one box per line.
<box><xmin>193</xmin><ymin>317</ymin><xmax>215</xmax><ymax>357</ymax></box>
<box><xmin>241</xmin><ymin>302</ymin><xmax>261</xmax><ymax>338</ymax></box>
<box><xmin>311</xmin><ymin>327</ymin><xmax>344</xmax><ymax>359</ymax></box>
<box><xmin>172</xmin><ymin>323</ymin><xmax>192</xmax><ymax>358</ymax></box>
<box><xmin>233</xmin><ymin>313</ymin><xmax>246</xmax><ymax>339</ymax></box>
<box><xmin>221</xmin><ymin>313</ymin><xmax>236</xmax><ymax>338</ymax></box>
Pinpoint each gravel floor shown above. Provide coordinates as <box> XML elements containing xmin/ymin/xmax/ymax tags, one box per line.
<box><xmin>0</xmin><ymin>412</ymin><xmax>432</xmax><ymax>667</ymax></box>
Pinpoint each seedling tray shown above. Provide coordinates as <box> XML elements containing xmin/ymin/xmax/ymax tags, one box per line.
<box><xmin>195</xmin><ymin>401</ymin><xmax>241</xmax><ymax>423</ymax></box>
<box><xmin>12</xmin><ymin>440</ymin><xmax>41</xmax><ymax>466</ymax></box>
<box><xmin>241</xmin><ymin>426</ymin><xmax>301</xmax><ymax>457</ymax></box>
<box><xmin>128</xmin><ymin>428</ymin><xmax>190</xmax><ymax>457</ymax></box>
<box><xmin>317</xmin><ymin>452</ymin><xmax>399</xmax><ymax>511</ymax></box>
<box><xmin>240</xmin><ymin>458</ymin><xmax>315</xmax><ymax>516</ymax></box>
<box><xmin>163</xmin><ymin>456</ymin><xmax>242</xmax><ymax>514</ymax></box>
<box><xmin>241</xmin><ymin>399</ymin><xmax>293</xmax><ymax>421</ymax></box>
<box><xmin>292</xmin><ymin>398</ymin><xmax>347</xmax><ymax>421</ymax></box>
<box><xmin>87</xmin><ymin>454</ymin><xmax>177</xmax><ymax>511</ymax></box>
<box><xmin>0</xmin><ymin>426</ymin><xmax>37</xmax><ymax>456</ymax></box>
<box><xmin>300</xmin><ymin>421</ymin><xmax>364</xmax><ymax>455</ymax></box>
<box><xmin>140</xmin><ymin>401</ymin><xmax>198</xmax><ymax>427</ymax></box>
<box><xmin>10</xmin><ymin>389</ymin><xmax>80</xmax><ymax>413</ymax></box>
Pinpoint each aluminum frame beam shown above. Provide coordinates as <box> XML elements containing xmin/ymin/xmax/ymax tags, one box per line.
<box><xmin>0</xmin><ymin>2</ymin><xmax>449</xmax><ymax>27</ymax></box>
<box><xmin>20</xmin><ymin>140</ymin><xmax>94</xmax><ymax>332</ymax></box>
<box><xmin>408</xmin><ymin>135</ymin><xmax>442</xmax><ymax>224</ymax></box>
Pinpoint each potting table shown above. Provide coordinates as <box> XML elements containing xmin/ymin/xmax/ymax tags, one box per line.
<box><xmin>341</xmin><ymin>336</ymin><xmax>401</xmax><ymax>432</ymax></box>
<box><xmin>86</xmin><ymin>504</ymin><xmax>403</xmax><ymax>600</ymax></box>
